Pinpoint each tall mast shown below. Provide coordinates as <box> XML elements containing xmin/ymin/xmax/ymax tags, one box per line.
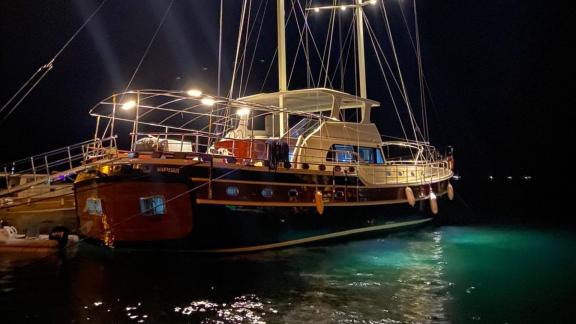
<box><xmin>277</xmin><ymin>0</ymin><xmax>287</xmax><ymax>92</ymax></box>
<box><xmin>355</xmin><ymin>0</ymin><xmax>369</xmax><ymax>122</ymax></box>
<box><xmin>355</xmin><ymin>0</ymin><xmax>367</xmax><ymax>100</ymax></box>
<box><xmin>307</xmin><ymin>1</ymin><xmax>370</xmax><ymax>122</ymax></box>
<box><xmin>277</xmin><ymin>0</ymin><xmax>287</xmax><ymax>137</ymax></box>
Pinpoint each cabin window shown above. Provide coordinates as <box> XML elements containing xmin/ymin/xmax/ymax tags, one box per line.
<box><xmin>86</xmin><ymin>198</ymin><xmax>103</xmax><ymax>216</ymax></box>
<box><xmin>375</xmin><ymin>148</ymin><xmax>385</xmax><ymax>164</ymax></box>
<box><xmin>139</xmin><ymin>195</ymin><xmax>166</xmax><ymax>216</ymax></box>
<box><xmin>327</xmin><ymin>144</ymin><xmax>356</xmax><ymax>163</ymax></box>
<box><xmin>382</xmin><ymin>145</ymin><xmax>419</xmax><ymax>161</ymax></box>
<box><xmin>327</xmin><ymin>145</ymin><xmax>385</xmax><ymax>164</ymax></box>
<box><xmin>358</xmin><ymin>147</ymin><xmax>374</xmax><ymax>163</ymax></box>
<box><xmin>247</xmin><ymin>109</ymin><xmax>266</xmax><ymax>131</ymax></box>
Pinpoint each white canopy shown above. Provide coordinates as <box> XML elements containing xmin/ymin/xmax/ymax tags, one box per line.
<box><xmin>238</xmin><ymin>88</ymin><xmax>380</xmax><ymax>113</ymax></box>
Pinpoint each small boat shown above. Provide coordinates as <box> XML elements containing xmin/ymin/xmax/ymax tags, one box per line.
<box><xmin>0</xmin><ymin>139</ymin><xmax>116</xmax><ymax>235</ymax></box>
<box><xmin>0</xmin><ymin>224</ymin><xmax>77</xmax><ymax>253</ymax></box>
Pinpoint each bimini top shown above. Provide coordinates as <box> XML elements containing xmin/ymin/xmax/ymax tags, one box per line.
<box><xmin>238</xmin><ymin>88</ymin><xmax>380</xmax><ymax>113</ymax></box>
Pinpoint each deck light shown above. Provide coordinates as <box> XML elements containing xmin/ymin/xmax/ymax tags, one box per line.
<box><xmin>370</xmin><ymin>0</ymin><xmax>377</xmax><ymax>5</ymax></box>
<box><xmin>236</xmin><ymin>107</ymin><xmax>250</xmax><ymax>117</ymax></box>
<box><xmin>187</xmin><ymin>89</ymin><xmax>202</xmax><ymax>97</ymax></box>
<box><xmin>340</xmin><ymin>5</ymin><xmax>346</xmax><ymax>11</ymax></box>
<box><xmin>201</xmin><ymin>98</ymin><xmax>216</xmax><ymax>106</ymax></box>
<box><xmin>314</xmin><ymin>8</ymin><xmax>320</xmax><ymax>12</ymax></box>
<box><xmin>121</xmin><ymin>100</ymin><xmax>136</xmax><ymax>110</ymax></box>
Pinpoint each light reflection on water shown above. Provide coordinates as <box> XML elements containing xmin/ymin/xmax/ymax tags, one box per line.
<box><xmin>1</xmin><ymin>225</ymin><xmax>576</xmax><ymax>323</ymax></box>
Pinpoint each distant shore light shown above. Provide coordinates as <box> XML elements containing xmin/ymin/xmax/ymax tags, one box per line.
<box><xmin>187</xmin><ymin>89</ymin><xmax>202</xmax><ymax>97</ymax></box>
<box><xmin>121</xmin><ymin>100</ymin><xmax>136</xmax><ymax>110</ymax></box>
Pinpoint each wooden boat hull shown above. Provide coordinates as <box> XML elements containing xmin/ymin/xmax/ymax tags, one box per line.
<box><xmin>0</xmin><ymin>192</ymin><xmax>76</xmax><ymax>234</ymax></box>
<box><xmin>75</xmin><ymin>165</ymin><xmax>448</xmax><ymax>251</ymax></box>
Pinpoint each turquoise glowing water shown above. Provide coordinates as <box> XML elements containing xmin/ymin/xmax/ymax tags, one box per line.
<box><xmin>1</xmin><ymin>225</ymin><xmax>575</xmax><ymax>323</ymax></box>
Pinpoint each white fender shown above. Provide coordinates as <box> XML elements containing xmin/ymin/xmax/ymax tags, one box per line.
<box><xmin>429</xmin><ymin>191</ymin><xmax>439</xmax><ymax>215</ymax></box>
<box><xmin>405</xmin><ymin>187</ymin><xmax>416</xmax><ymax>207</ymax></box>
<box><xmin>315</xmin><ymin>191</ymin><xmax>324</xmax><ymax>215</ymax></box>
<box><xmin>447</xmin><ymin>183</ymin><xmax>454</xmax><ymax>201</ymax></box>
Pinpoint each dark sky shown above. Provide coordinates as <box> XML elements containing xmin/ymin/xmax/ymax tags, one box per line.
<box><xmin>0</xmin><ymin>0</ymin><xmax>567</xmax><ymax>179</ymax></box>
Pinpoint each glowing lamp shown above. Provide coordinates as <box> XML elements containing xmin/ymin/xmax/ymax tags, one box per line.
<box><xmin>201</xmin><ymin>98</ymin><xmax>216</xmax><ymax>106</ymax></box>
<box><xmin>187</xmin><ymin>89</ymin><xmax>202</xmax><ymax>97</ymax></box>
<box><xmin>121</xmin><ymin>100</ymin><xmax>136</xmax><ymax>110</ymax></box>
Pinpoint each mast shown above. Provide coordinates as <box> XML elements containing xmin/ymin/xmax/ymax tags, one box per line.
<box><xmin>307</xmin><ymin>1</ymin><xmax>371</xmax><ymax>122</ymax></box>
<box><xmin>277</xmin><ymin>0</ymin><xmax>287</xmax><ymax>137</ymax></box>
<box><xmin>355</xmin><ymin>0</ymin><xmax>369</xmax><ymax>123</ymax></box>
<box><xmin>355</xmin><ymin>0</ymin><xmax>367</xmax><ymax>100</ymax></box>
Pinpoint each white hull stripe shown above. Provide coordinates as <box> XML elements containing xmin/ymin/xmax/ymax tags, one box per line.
<box><xmin>194</xmin><ymin>218</ymin><xmax>433</xmax><ymax>253</ymax></box>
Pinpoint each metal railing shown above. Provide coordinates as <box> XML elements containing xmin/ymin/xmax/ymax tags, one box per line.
<box><xmin>357</xmin><ymin>161</ymin><xmax>452</xmax><ymax>186</ymax></box>
<box><xmin>0</xmin><ymin>137</ymin><xmax>117</xmax><ymax>194</ymax></box>
<box><xmin>116</xmin><ymin>132</ymin><xmax>452</xmax><ymax>186</ymax></box>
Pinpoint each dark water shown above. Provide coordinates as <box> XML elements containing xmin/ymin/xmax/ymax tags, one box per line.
<box><xmin>2</xmin><ymin>223</ymin><xmax>575</xmax><ymax>323</ymax></box>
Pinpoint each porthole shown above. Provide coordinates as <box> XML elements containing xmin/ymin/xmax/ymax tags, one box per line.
<box><xmin>226</xmin><ymin>186</ymin><xmax>240</xmax><ymax>197</ymax></box>
<box><xmin>288</xmin><ymin>189</ymin><xmax>299</xmax><ymax>197</ymax></box>
<box><xmin>398</xmin><ymin>171</ymin><xmax>403</xmax><ymax>176</ymax></box>
<box><xmin>261</xmin><ymin>188</ymin><xmax>274</xmax><ymax>198</ymax></box>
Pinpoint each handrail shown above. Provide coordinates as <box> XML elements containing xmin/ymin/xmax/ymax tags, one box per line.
<box><xmin>0</xmin><ymin>137</ymin><xmax>117</xmax><ymax>192</ymax></box>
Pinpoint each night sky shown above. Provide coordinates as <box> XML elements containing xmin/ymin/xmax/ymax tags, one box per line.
<box><xmin>0</xmin><ymin>0</ymin><xmax>567</xmax><ymax>180</ymax></box>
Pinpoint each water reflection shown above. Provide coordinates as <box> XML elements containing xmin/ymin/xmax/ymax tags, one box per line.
<box><xmin>392</xmin><ymin>231</ymin><xmax>450</xmax><ymax>323</ymax></box>
<box><xmin>2</xmin><ymin>226</ymin><xmax>575</xmax><ymax>323</ymax></box>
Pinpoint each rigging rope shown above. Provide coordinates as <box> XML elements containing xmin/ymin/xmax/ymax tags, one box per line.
<box><xmin>241</xmin><ymin>0</ymin><xmax>269</xmax><ymax>97</ymax></box>
<box><xmin>0</xmin><ymin>0</ymin><xmax>109</xmax><ymax>122</ymax></box>
<box><xmin>121</xmin><ymin>0</ymin><xmax>174</xmax><ymax>96</ymax></box>
<box><xmin>288</xmin><ymin>0</ymin><xmax>316</xmax><ymax>88</ymax></box>
<box><xmin>379</xmin><ymin>1</ymin><xmax>419</xmax><ymax>142</ymax></box>
<box><xmin>217</xmin><ymin>0</ymin><xmax>224</xmax><ymax>96</ymax></box>
<box><xmin>237</xmin><ymin>0</ymin><xmax>252</xmax><ymax>98</ymax></box>
<box><xmin>363</xmin><ymin>16</ymin><xmax>410</xmax><ymax>141</ymax></box>
<box><xmin>412</xmin><ymin>0</ymin><xmax>428</xmax><ymax>142</ymax></box>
